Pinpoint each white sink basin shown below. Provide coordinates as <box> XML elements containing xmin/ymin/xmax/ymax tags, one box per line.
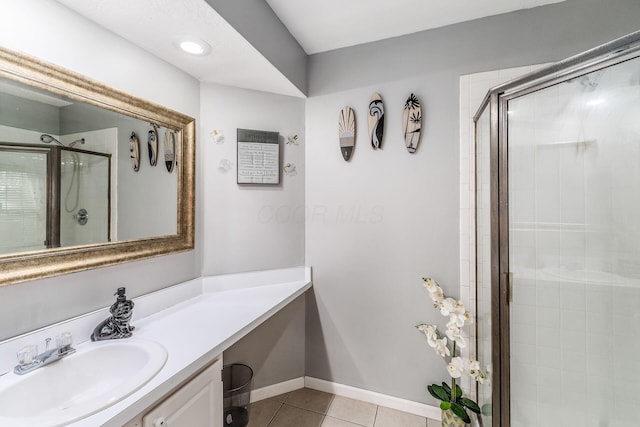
<box><xmin>0</xmin><ymin>339</ymin><xmax>167</xmax><ymax>427</ymax></box>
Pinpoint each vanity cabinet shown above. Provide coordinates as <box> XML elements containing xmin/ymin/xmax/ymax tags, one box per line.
<box><xmin>124</xmin><ymin>358</ymin><xmax>223</xmax><ymax>427</ymax></box>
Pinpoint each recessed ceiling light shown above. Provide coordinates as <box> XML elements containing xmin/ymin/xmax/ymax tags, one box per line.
<box><xmin>173</xmin><ymin>37</ymin><xmax>211</xmax><ymax>56</ymax></box>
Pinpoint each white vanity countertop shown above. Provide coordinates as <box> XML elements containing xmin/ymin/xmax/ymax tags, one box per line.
<box><xmin>39</xmin><ymin>267</ymin><xmax>311</xmax><ymax>427</ymax></box>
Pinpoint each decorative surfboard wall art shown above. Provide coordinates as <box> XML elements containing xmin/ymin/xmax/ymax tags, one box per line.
<box><xmin>129</xmin><ymin>131</ymin><xmax>140</xmax><ymax>172</ymax></box>
<box><xmin>368</xmin><ymin>93</ymin><xmax>385</xmax><ymax>149</ymax></box>
<box><xmin>173</xmin><ymin>130</ymin><xmax>180</xmax><ymax>172</ymax></box>
<box><xmin>164</xmin><ymin>129</ymin><xmax>176</xmax><ymax>173</ymax></box>
<box><xmin>148</xmin><ymin>124</ymin><xmax>159</xmax><ymax>166</ymax></box>
<box><xmin>403</xmin><ymin>93</ymin><xmax>422</xmax><ymax>153</ymax></box>
<box><xmin>338</xmin><ymin>107</ymin><xmax>356</xmax><ymax>161</ymax></box>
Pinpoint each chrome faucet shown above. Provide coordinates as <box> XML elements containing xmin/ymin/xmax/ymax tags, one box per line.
<box><xmin>14</xmin><ymin>333</ymin><xmax>76</xmax><ymax>375</ymax></box>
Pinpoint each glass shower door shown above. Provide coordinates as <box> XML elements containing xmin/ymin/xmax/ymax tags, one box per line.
<box><xmin>507</xmin><ymin>56</ymin><xmax>640</xmax><ymax>427</ymax></box>
<box><xmin>0</xmin><ymin>148</ymin><xmax>48</xmax><ymax>254</ymax></box>
<box><xmin>59</xmin><ymin>149</ymin><xmax>110</xmax><ymax>247</ymax></box>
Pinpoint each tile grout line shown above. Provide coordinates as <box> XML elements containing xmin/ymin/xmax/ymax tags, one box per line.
<box><xmin>321</xmin><ymin>393</ymin><xmax>335</xmax><ymax>427</ymax></box>
<box><xmin>372</xmin><ymin>404</ymin><xmax>379</xmax><ymax>427</ymax></box>
<box><xmin>264</xmin><ymin>401</ymin><xmax>284</xmax><ymax>427</ymax></box>
<box><xmin>284</xmin><ymin>402</ymin><xmax>335</xmax><ymax>416</ymax></box>
<box><xmin>258</xmin><ymin>389</ymin><xmax>433</xmax><ymax>427</ymax></box>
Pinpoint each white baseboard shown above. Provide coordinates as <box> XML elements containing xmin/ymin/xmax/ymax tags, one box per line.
<box><xmin>304</xmin><ymin>377</ymin><xmax>441</xmax><ymax>421</ymax></box>
<box><xmin>250</xmin><ymin>377</ymin><xmax>305</xmax><ymax>403</ymax></box>
<box><xmin>250</xmin><ymin>376</ymin><xmax>441</xmax><ymax>421</ymax></box>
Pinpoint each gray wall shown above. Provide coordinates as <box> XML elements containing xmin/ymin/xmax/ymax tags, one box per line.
<box><xmin>204</xmin><ymin>0</ymin><xmax>308</xmax><ymax>95</ymax></box>
<box><xmin>223</xmin><ymin>294</ymin><xmax>306</xmax><ymax>390</ymax></box>
<box><xmin>305</xmin><ymin>0</ymin><xmax>640</xmax><ymax>406</ymax></box>
<box><xmin>0</xmin><ymin>0</ymin><xmax>200</xmax><ymax>340</ymax></box>
<box><xmin>200</xmin><ymin>83</ymin><xmax>306</xmax><ymax>388</ymax></box>
<box><xmin>200</xmin><ymin>83</ymin><xmax>305</xmax><ymax>276</ymax></box>
<box><xmin>308</xmin><ymin>0</ymin><xmax>640</xmax><ymax>96</ymax></box>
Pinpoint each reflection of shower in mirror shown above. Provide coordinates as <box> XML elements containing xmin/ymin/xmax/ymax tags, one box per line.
<box><xmin>40</xmin><ymin>134</ymin><xmax>89</xmax><ymax>214</ymax></box>
<box><xmin>64</xmin><ymin>151</ymin><xmax>81</xmax><ymax>214</ymax></box>
<box><xmin>40</xmin><ymin>134</ymin><xmax>85</xmax><ymax>148</ymax></box>
<box><xmin>69</xmin><ymin>138</ymin><xmax>85</xmax><ymax>148</ymax></box>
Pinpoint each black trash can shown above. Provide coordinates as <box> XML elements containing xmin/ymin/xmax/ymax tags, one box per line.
<box><xmin>223</xmin><ymin>364</ymin><xmax>253</xmax><ymax>427</ymax></box>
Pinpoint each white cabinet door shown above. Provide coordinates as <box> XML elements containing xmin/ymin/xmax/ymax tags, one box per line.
<box><xmin>142</xmin><ymin>359</ymin><xmax>222</xmax><ymax>427</ymax></box>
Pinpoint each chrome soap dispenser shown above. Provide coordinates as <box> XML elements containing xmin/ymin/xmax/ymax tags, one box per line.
<box><xmin>91</xmin><ymin>287</ymin><xmax>135</xmax><ymax>341</ymax></box>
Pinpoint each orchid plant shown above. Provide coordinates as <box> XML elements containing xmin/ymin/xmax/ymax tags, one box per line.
<box><xmin>416</xmin><ymin>277</ymin><xmax>488</xmax><ymax>424</ymax></box>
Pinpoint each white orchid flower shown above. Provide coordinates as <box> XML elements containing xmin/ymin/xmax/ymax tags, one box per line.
<box><xmin>418</xmin><ymin>275</ymin><xmax>488</xmax><ymax>387</ymax></box>
<box><xmin>423</xmin><ymin>278</ymin><xmax>445</xmax><ymax>304</ymax></box>
<box><xmin>454</xmin><ymin>334</ymin><xmax>467</xmax><ymax>348</ymax></box>
<box><xmin>434</xmin><ymin>337</ymin><xmax>450</xmax><ymax>358</ymax></box>
<box><xmin>453</xmin><ymin>300</ymin><xmax>466</xmax><ymax>314</ymax></box>
<box><xmin>416</xmin><ymin>324</ymin><xmax>439</xmax><ymax>348</ymax></box>
<box><xmin>422</xmin><ymin>277</ymin><xmax>439</xmax><ymax>292</ymax></box>
<box><xmin>470</xmin><ymin>369</ymin><xmax>488</xmax><ymax>384</ymax></box>
<box><xmin>445</xmin><ymin>321</ymin><xmax>460</xmax><ymax>339</ymax></box>
<box><xmin>450</xmin><ymin>309</ymin><xmax>474</xmax><ymax>328</ymax></box>
<box><xmin>440</xmin><ymin>297</ymin><xmax>458</xmax><ymax>316</ymax></box>
<box><xmin>463</xmin><ymin>311</ymin><xmax>474</xmax><ymax>325</ymax></box>
<box><xmin>463</xmin><ymin>358</ymin><xmax>480</xmax><ymax>372</ymax></box>
<box><xmin>430</xmin><ymin>287</ymin><xmax>444</xmax><ymax>304</ymax></box>
<box><xmin>416</xmin><ymin>323</ymin><xmax>435</xmax><ymax>335</ymax></box>
<box><xmin>449</xmin><ymin>312</ymin><xmax>466</xmax><ymax>327</ymax></box>
<box><xmin>447</xmin><ymin>357</ymin><xmax>464</xmax><ymax>378</ymax></box>
<box><xmin>445</xmin><ymin>321</ymin><xmax>467</xmax><ymax>348</ymax></box>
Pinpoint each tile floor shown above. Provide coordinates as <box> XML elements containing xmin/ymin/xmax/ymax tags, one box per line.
<box><xmin>247</xmin><ymin>388</ymin><xmax>441</xmax><ymax>427</ymax></box>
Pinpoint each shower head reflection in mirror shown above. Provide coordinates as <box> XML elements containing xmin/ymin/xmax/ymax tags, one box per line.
<box><xmin>40</xmin><ymin>134</ymin><xmax>89</xmax><ymax>213</ymax></box>
<box><xmin>40</xmin><ymin>134</ymin><xmax>85</xmax><ymax>148</ymax></box>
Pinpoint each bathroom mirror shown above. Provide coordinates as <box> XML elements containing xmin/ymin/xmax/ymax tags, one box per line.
<box><xmin>0</xmin><ymin>46</ymin><xmax>195</xmax><ymax>286</ymax></box>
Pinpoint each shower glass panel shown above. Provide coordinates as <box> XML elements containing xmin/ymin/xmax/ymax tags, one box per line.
<box><xmin>507</xmin><ymin>55</ymin><xmax>640</xmax><ymax>425</ymax></box>
<box><xmin>475</xmin><ymin>106</ymin><xmax>492</xmax><ymax>426</ymax></box>
<box><xmin>0</xmin><ymin>144</ymin><xmax>110</xmax><ymax>254</ymax></box>
<box><xmin>0</xmin><ymin>148</ymin><xmax>48</xmax><ymax>254</ymax></box>
<box><xmin>59</xmin><ymin>149</ymin><xmax>110</xmax><ymax>247</ymax></box>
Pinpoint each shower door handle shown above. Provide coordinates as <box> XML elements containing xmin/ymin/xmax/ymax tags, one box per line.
<box><xmin>507</xmin><ymin>272</ymin><xmax>513</xmax><ymax>303</ymax></box>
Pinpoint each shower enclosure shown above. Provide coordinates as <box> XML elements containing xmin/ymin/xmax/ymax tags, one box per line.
<box><xmin>0</xmin><ymin>142</ymin><xmax>110</xmax><ymax>254</ymax></box>
<box><xmin>474</xmin><ymin>32</ymin><xmax>640</xmax><ymax>427</ymax></box>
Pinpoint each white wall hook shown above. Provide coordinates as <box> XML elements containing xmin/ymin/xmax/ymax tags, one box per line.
<box><xmin>218</xmin><ymin>159</ymin><xmax>233</xmax><ymax>172</ymax></box>
<box><xmin>283</xmin><ymin>162</ymin><xmax>297</xmax><ymax>176</ymax></box>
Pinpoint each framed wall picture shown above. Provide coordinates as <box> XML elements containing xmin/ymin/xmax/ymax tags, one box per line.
<box><xmin>236</xmin><ymin>128</ymin><xmax>280</xmax><ymax>185</ymax></box>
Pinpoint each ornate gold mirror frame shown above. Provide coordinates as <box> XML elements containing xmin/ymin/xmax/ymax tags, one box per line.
<box><xmin>0</xmin><ymin>46</ymin><xmax>195</xmax><ymax>286</ymax></box>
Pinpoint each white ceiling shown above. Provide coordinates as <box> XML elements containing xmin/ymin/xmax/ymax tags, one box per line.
<box><xmin>56</xmin><ymin>0</ymin><xmax>565</xmax><ymax>96</ymax></box>
<box><xmin>56</xmin><ymin>0</ymin><xmax>306</xmax><ymax>97</ymax></box>
<box><xmin>267</xmin><ymin>0</ymin><xmax>566</xmax><ymax>54</ymax></box>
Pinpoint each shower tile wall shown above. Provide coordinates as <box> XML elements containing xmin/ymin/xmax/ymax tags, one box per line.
<box><xmin>507</xmin><ymin>58</ymin><xmax>640</xmax><ymax>427</ymax></box>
